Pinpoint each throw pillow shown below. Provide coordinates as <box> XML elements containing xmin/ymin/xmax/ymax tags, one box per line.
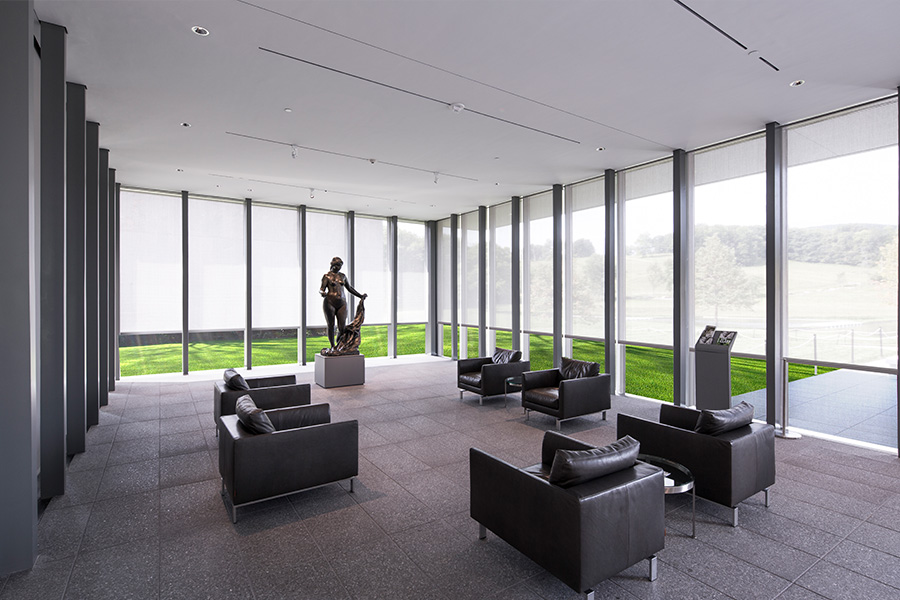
<box><xmin>559</xmin><ymin>356</ymin><xmax>600</xmax><ymax>380</ymax></box>
<box><xmin>549</xmin><ymin>435</ymin><xmax>640</xmax><ymax>487</ymax></box>
<box><xmin>492</xmin><ymin>347</ymin><xmax>522</xmax><ymax>364</ymax></box>
<box><xmin>223</xmin><ymin>368</ymin><xmax>250</xmax><ymax>391</ymax></box>
<box><xmin>234</xmin><ymin>395</ymin><xmax>276</xmax><ymax>434</ymax></box>
<box><xmin>694</xmin><ymin>401</ymin><xmax>754</xmax><ymax>436</ymax></box>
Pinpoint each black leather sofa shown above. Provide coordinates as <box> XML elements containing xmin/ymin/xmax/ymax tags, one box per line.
<box><xmin>617</xmin><ymin>403</ymin><xmax>775</xmax><ymax>526</ymax></box>
<box><xmin>218</xmin><ymin>403</ymin><xmax>358</xmax><ymax>522</ymax></box>
<box><xmin>521</xmin><ymin>360</ymin><xmax>611</xmax><ymax>429</ymax></box>
<box><xmin>457</xmin><ymin>352</ymin><xmax>531</xmax><ymax>405</ymax></box>
<box><xmin>470</xmin><ymin>432</ymin><xmax>665</xmax><ymax>599</ymax></box>
<box><xmin>213</xmin><ymin>374</ymin><xmax>310</xmax><ymax>433</ymax></box>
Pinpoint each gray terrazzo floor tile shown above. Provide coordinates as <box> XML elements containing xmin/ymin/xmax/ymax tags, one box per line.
<box><xmin>159</xmin><ymin>430</ymin><xmax>209</xmax><ymax>458</ymax></box>
<box><xmin>795</xmin><ymin>560</ymin><xmax>900</xmax><ymax>600</ymax></box>
<box><xmin>303</xmin><ymin>503</ymin><xmax>388</xmax><ymax>558</ymax></box>
<box><xmin>734</xmin><ymin>503</ymin><xmax>844</xmax><ymax>557</ymax></box>
<box><xmin>114</xmin><ymin>419</ymin><xmax>160</xmax><ymax>441</ymax></box>
<box><xmin>846</xmin><ymin>521</ymin><xmax>900</xmax><ymax>557</ymax></box>
<box><xmin>159</xmin><ymin>401</ymin><xmax>197</xmax><ymax>419</ymax></box>
<box><xmin>159</xmin><ymin>449</ymin><xmax>216</xmax><ymax>488</ymax></box>
<box><xmin>774</xmin><ymin>585</ymin><xmax>831</xmax><ymax>600</ymax></box>
<box><xmin>328</xmin><ymin>537</ymin><xmax>445</xmax><ymax>600</ymax></box>
<box><xmin>107</xmin><ymin>435</ymin><xmax>159</xmax><ymax>466</ymax></box>
<box><xmin>45</xmin><ymin>468</ymin><xmax>103</xmax><ymax>511</ymax></box>
<box><xmin>0</xmin><ymin>555</ymin><xmax>74</xmax><ymax>600</ymax></box>
<box><xmin>159</xmin><ymin>414</ymin><xmax>202</xmax><ymax>436</ymax></box>
<box><xmin>393</xmin><ymin>467</ymin><xmax>469</xmax><ymax>514</ymax></box>
<box><xmin>160</xmin><ymin>528</ymin><xmax>251</xmax><ymax>600</ymax></box>
<box><xmin>36</xmin><ymin>504</ymin><xmax>92</xmax><ymax>560</ymax></box>
<box><xmin>64</xmin><ymin>537</ymin><xmax>159</xmax><ymax>600</ymax></box>
<box><xmin>823</xmin><ymin>539</ymin><xmax>900</xmax><ymax>589</ymax></box>
<box><xmin>80</xmin><ymin>490</ymin><xmax>159</xmax><ymax>552</ymax></box>
<box><xmin>66</xmin><ymin>441</ymin><xmax>112</xmax><ymax>472</ymax></box>
<box><xmin>612</xmin><ymin>560</ymin><xmax>731</xmax><ymax>600</ymax></box>
<box><xmin>360</xmin><ymin>443</ymin><xmax>432</xmax><ymax>476</ymax></box>
<box><xmin>121</xmin><ymin>404</ymin><xmax>160</xmax><ymax>423</ymax></box>
<box><xmin>85</xmin><ymin>424</ymin><xmax>118</xmax><ymax>446</ymax></box>
<box><xmin>366</xmin><ymin>419</ymin><xmax>422</xmax><ymax>443</ymax></box>
<box><xmin>96</xmin><ymin>457</ymin><xmax>159</xmax><ymax>499</ymax></box>
<box><xmin>397</xmin><ymin>430</ymin><xmax>482</xmax><ymax>467</ymax></box>
<box><xmin>523</xmin><ymin>571</ymin><xmax>639</xmax><ymax>600</ymax></box>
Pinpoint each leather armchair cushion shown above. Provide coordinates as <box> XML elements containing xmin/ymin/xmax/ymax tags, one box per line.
<box><xmin>695</xmin><ymin>401</ymin><xmax>754</xmax><ymax>436</ymax></box>
<box><xmin>560</xmin><ymin>356</ymin><xmax>600</xmax><ymax>380</ymax></box>
<box><xmin>458</xmin><ymin>372</ymin><xmax>482</xmax><ymax>387</ymax></box>
<box><xmin>492</xmin><ymin>347</ymin><xmax>522</xmax><ymax>364</ymax></box>
<box><xmin>223</xmin><ymin>368</ymin><xmax>250</xmax><ymax>391</ymax></box>
<box><xmin>549</xmin><ymin>435</ymin><xmax>640</xmax><ymax>487</ymax></box>
<box><xmin>523</xmin><ymin>387</ymin><xmax>559</xmax><ymax>409</ymax></box>
<box><xmin>235</xmin><ymin>395</ymin><xmax>276</xmax><ymax>434</ymax></box>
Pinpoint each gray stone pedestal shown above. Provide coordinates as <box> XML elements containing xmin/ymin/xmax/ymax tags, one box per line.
<box><xmin>315</xmin><ymin>354</ymin><xmax>365</xmax><ymax>388</ymax></box>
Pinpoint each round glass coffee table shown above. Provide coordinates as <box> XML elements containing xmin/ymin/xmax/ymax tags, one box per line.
<box><xmin>638</xmin><ymin>454</ymin><xmax>695</xmax><ymax>538</ymax></box>
<box><xmin>504</xmin><ymin>375</ymin><xmax>523</xmax><ymax>408</ymax></box>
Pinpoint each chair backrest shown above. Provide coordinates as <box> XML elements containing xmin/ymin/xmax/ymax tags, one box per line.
<box><xmin>659</xmin><ymin>404</ymin><xmax>701</xmax><ymax>431</ymax></box>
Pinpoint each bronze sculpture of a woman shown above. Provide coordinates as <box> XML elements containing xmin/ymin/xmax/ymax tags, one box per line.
<box><xmin>319</xmin><ymin>257</ymin><xmax>366</xmax><ymax>353</ymax></box>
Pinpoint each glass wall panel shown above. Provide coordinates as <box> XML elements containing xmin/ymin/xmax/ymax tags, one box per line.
<box><xmin>188</xmin><ymin>198</ymin><xmax>245</xmax><ymax>371</ymax></box>
<box><xmin>397</xmin><ymin>220</ymin><xmax>427</xmax><ymax>355</ymax></box>
<box><xmin>460</xmin><ymin>211</ymin><xmax>479</xmax><ymax>329</ymax></box>
<box><xmin>692</xmin><ymin>136</ymin><xmax>766</xmax><ymax>357</ymax></box>
<box><xmin>251</xmin><ymin>204</ymin><xmax>299</xmax><ymax>366</ymax></box>
<box><xmin>305</xmin><ymin>210</ymin><xmax>347</xmax><ymax>359</ymax></box>
<box><xmin>488</xmin><ymin>202</ymin><xmax>512</xmax><ymax>332</ymax></box>
<box><xmin>356</xmin><ymin>216</ymin><xmax>390</xmax><ymax>357</ymax></box>
<box><xmin>118</xmin><ymin>190</ymin><xmax>182</xmax><ymax>376</ymax></box>
<box><xmin>787</xmin><ymin>100</ymin><xmax>898</xmax><ymax>367</ymax></box>
<box><xmin>437</xmin><ymin>217</ymin><xmax>454</xmax><ymax>356</ymax></box>
<box><xmin>565</xmin><ymin>177</ymin><xmax>605</xmax><ymax>341</ymax></box>
<box><xmin>523</xmin><ymin>191</ymin><xmax>554</xmax><ymax>335</ymax></box>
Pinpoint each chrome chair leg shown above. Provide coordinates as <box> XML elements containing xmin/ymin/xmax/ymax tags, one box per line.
<box><xmin>764</xmin><ymin>487</ymin><xmax>770</xmax><ymax>507</ymax></box>
<box><xmin>648</xmin><ymin>555</ymin><xmax>658</xmax><ymax>581</ymax></box>
<box><xmin>731</xmin><ymin>506</ymin><xmax>739</xmax><ymax>527</ymax></box>
<box><xmin>478</xmin><ymin>524</ymin><xmax>486</xmax><ymax>540</ymax></box>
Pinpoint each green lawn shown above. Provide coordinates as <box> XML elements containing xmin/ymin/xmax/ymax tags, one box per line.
<box><xmin>121</xmin><ymin>329</ymin><xmax>833</xmax><ymax>402</ymax></box>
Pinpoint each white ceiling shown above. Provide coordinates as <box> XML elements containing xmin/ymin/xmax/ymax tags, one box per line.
<box><xmin>34</xmin><ymin>0</ymin><xmax>900</xmax><ymax>221</ymax></box>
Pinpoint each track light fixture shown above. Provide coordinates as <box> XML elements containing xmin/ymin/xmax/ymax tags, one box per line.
<box><xmin>291</xmin><ymin>145</ymin><xmax>299</xmax><ymax>159</ymax></box>
<box><xmin>433</xmin><ymin>172</ymin><xmax>439</xmax><ymax>184</ymax></box>
<box><xmin>309</xmin><ymin>188</ymin><xmax>315</xmax><ymax>199</ymax></box>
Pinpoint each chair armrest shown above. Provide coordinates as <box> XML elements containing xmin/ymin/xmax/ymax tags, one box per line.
<box><xmin>540</xmin><ymin>431</ymin><xmax>596</xmax><ymax>466</ymax></box>
<box><xmin>558</xmin><ymin>374</ymin><xmax>611</xmax><ymax>419</ymax></box>
<box><xmin>248</xmin><ymin>374</ymin><xmax>297</xmax><ymax>389</ymax></box>
<box><xmin>522</xmin><ymin>369</ymin><xmax>560</xmax><ymax>391</ymax></box>
<box><xmin>458</xmin><ymin>357</ymin><xmax>492</xmax><ymax>376</ymax></box>
<box><xmin>480</xmin><ymin>361</ymin><xmax>532</xmax><ymax>396</ymax></box>
<box><xmin>266</xmin><ymin>403</ymin><xmax>331</xmax><ymax>430</ymax></box>
<box><xmin>214</xmin><ymin>382</ymin><xmax>311</xmax><ymax>425</ymax></box>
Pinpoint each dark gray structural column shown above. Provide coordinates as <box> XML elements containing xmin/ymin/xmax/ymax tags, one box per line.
<box><xmin>478</xmin><ymin>206</ymin><xmax>487</xmax><ymax>357</ymax></box>
<box><xmin>897</xmin><ymin>90</ymin><xmax>900</xmax><ymax>456</ymax></box>
<box><xmin>66</xmin><ymin>82</ymin><xmax>87</xmax><ymax>455</ymax></box>
<box><xmin>604</xmin><ymin>171</ymin><xmax>617</xmax><ymax>388</ymax></box>
<box><xmin>552</xmin><ymin>184</ymin><xmax>563</xmax><ymax>368</ymax></box>
<box><xmin>511</xmin><ymin>197</ymin><xmax>521</xmax><ymax>352</ymax></box>
<box><xmin>98</xmin><ymin>148</ymin><xmax>109</xmax><ymax>407</ymax></box>
<box><xmin>299</xmin><ymin>205</ymin><xmax>307</xmax><ymax>364</ymax></box>
<box><xmin>108</xmin><ymin>168</ymin><xmax>116</xmax><ymax>391</ymax></box>
<box><xmin>766</xmin><ymin>122</ymin><xmax>786</xmax><ymax>430</ymax></box>
<box><xmin>0</xmin><ymin>0</ymin><xmax>39</xmax><ymax>574</ymax></box>
<box><xmin>85</xmin><ymin>121</ymin><xmax>99</xmax><ymax>427</ymax></box>
<box><xmin>39</xmin><ymin>20</ymin><xmax>67</xmax><ymax>500</ymax></box>
<box><xmin>389</xmin><ymin>216</ymin><xmax>399</xmax><ymax>358</ymax></box>
<box><xmin>673</xmin><ymin>149</ymin><xmax>689</xmax><ymax>406</ymax></box>
<box><xmin>348</xmin><ymin>211</ymin><xmax>356</xmax><ymax>318</ymax></box>
<box><xmin>425</xmin><ymin>220</ymin><xmax>439</xmax><ymax>355</ymax></box>
<box><xmin>450</xmin><ymin>214</ymin><xmax>459</xmax><ymax>359</ymax></box>
<box><xmin>181</xmin><ymin>191</ymin><xmax>189</xmax><ymax>375</ymax></box>
<box><xmin>245</xmin><ymin>198</ymin><xmax>252</xmax><ymax>369</ymax></box>
<box><xmin>114</xmin><ymin>182</ymin><xmax>121</xmax><ymax>380</ymax></box>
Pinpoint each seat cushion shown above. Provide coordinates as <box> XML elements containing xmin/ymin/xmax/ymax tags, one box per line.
<box><xmin>522</xmin><ymin>387</ymin><xmax>559</xmax><ymax>409</ymax></box>
<box><xmin>695</xmin><ymin>401</ymin><xmax>754</xmax><ymax>436</ymax></box>
<box><xmin>458</xmin><ymin>372</ymin><xmax>482</xmax><ymax>388</ymax></box>
<box><xmin>559</xmin><ymin>356</ymin><xmax>600</xmax><ymax>380</ymax></box>
<box><xmin>492</xmin><ymin>347</ymin><xmax>522</xmax><ymax>364</ymax></box>
<box><xmin>224</xmin><ymin>368</ymin><xmax>250</xmax><ymax>391</ymax></box>
<box><xmin>235</xmin><ymin>395</ymin><xmax>276</xmax><ymax>434</ymax></box>
<box><xmin>549</xmin><ymin>435</ymin><xmax>640</xmax><ymax>487</ymax></box>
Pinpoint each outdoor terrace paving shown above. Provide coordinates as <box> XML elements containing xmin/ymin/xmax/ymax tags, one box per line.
<box><xmin>4</xmin><ymin>356</ymin><xmax>900</xmax><ymax>600</ymax></box>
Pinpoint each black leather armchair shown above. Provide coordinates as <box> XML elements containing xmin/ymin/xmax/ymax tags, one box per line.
<box><xmin>213</xmin><ymin>374</ymin><xmax>310</xmax><ymax>434</ymax></box>
<box><xmin>218</xmin><ymin>403</ymin><xmax>358</xmax><ymax>522</ymax></box>
<box><xmin>457</xmin><ymin>356</ymin><xmax>531</xmax><ymax>405</ymax></box>
<box><xmin>617</xmin><ymin>404</ymin><xmax>775</xmax><ymax>526</ymax></box>
<box><xmin>521</xmin><ymin>368</ymin><xmax>611</xmax><ymax>430</ymax></box>
<box><xmin>470</xmin><ymin>432</ymin><xmax>664</xmax><ymax>599</ymax></box>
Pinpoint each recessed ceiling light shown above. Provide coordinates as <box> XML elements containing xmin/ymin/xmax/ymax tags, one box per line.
<box><xmin>192</xmin><ymin>26</ymin><xmax>210</xmax><ymax>36</ymax></box>
<box><xmin>790</xmin><ymin>79</ymin><xmax>805</xmax><ymax>87</ymax></box>
<box><xmin>176</xmin><ymin>168</ymin><xmax>183</xmax><ymax>172</ymax></box>
<box><xmin>181</xmin><ymin>122</ymin><xmax>191</xmax><ymax>128</ymax></box>
<box><xmin>595</xmin><ymin>147</ymin><xmax>605</xmax><ymax>152</ymax></box>
<box><xmin>284</xmin><ymin>108</ymin><xmax>292</xmax><ymax>113</ymax></box>
<box><xmin>449</xmin><ymin>102</ymin><xmax>466</xmax><ymax>113</ymax></box>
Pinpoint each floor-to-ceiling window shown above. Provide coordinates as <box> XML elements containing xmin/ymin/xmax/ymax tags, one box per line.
<box><xmin>523</xmin><ymin>191</ymin><xmax>554</xmax><ymax>369</ymax></box>
<box><xmin>355</xmin><ymin>215</ymin><xmax>391</xmax><ymax>357</ymax></box>
<box><xmin>251</xmin><ymin>204</ymin><xmax>299</xmax><ymax>366</ymax></box>
<box><xmin>437</xmin><ymin>217</ymin><xmax>455</xmax><ymax>357</ymax></box>
<box><xmin>118</xmin><ymin>189</ymin><xmax>182</xmax><ymax>376</ymax></box>
<box><xmin>785</xmin><ymin>98</ymin><xmax>898</xmax><ymax>446</ymax></box>
<box><xmin>488</xmin><ymin>202</ymin><xmax>513</xmax><ymax>350</ymax></box>
<box><xmin>305</xmin><ymin>210</ymin><xmax>347</xmax><ymax>361</ymax></box>
<box><xmin>691</xmin><ymin>136</ymin><xmax>768</xmax><ymax>405</ymax></box>
<box><xmin>619</xmin><ymin>160</ymin><xmax>674</xmax><ymax>400</ymax></box>
<box><xmin>565</xmin><ymin>177</ymin><xmax>606</xmax><ymax>365</ymax></box>
<box><xmin>397</xmin><ymin>220</ymin><xmax>427</xmax><ymax>355</ymax></box>
<box><xmin>188</xmin><ymin>197</ymin><xmax>245</xmax><ymax>371</ymax></box>
<box><xmin>460</xmin><ymin>211</ymin><xmax>480</xmax><ymax>358</ymax></box>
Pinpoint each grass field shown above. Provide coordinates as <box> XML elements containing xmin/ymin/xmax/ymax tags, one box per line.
<box><xmin>121</xmin><ymin>328</ymin><xmax>831</xmax><ymax>403</ymax></box>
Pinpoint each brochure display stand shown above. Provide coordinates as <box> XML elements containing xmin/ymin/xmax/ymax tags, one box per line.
<box><xmin>694</xmin><ymin>327</ymin><xmax>737</xmax><ymax>410</ymax></box>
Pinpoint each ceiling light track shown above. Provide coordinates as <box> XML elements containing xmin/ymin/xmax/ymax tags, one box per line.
<box><xmin>672</xmin><ymin>0</ymin><xmax>781</xmax><ymax>72</ymax></box>
<box><xmin>209</xmin><ymin>172</ymin><xmax>411</xmax><ymax>204</ymax></box>
<box><xmin>238</xmin><ymin>0</ymin><xmax>667</xmax><ymax>148</ymax></box>
<box><xmin>258</xmin><ymin>47</ymin><xmax>580</xmax><ymax>145</ymax></box>
<box><xmin>225</xmin><ymin>131</ymin><xmax>479</xmax><ymax>182</ymax></box>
